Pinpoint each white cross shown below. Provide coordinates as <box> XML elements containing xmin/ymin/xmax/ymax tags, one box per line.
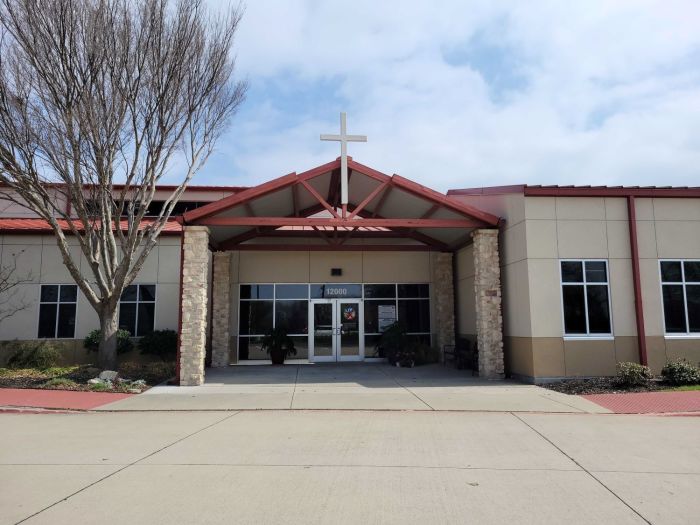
<box><xmin>320</xmin><ymin>112</ymin><xmax>367</xmax><ymax>210</ymax></box>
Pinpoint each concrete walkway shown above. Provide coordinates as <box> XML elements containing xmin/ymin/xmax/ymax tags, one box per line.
<box><xmin>96</xmin><ymin>364</ymin><xmax>608</xmax><ymax>413</ymax></box>
<box><xmin>2</xmin><ymin>409</ymin><xmax>698</xmax><ymax>524</ymax></box>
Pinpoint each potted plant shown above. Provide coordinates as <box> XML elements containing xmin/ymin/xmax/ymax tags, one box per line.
<box><xmin>260</xmin><ymin>327</ymin><xmax>297</xmax><ymax>365</ymax></box>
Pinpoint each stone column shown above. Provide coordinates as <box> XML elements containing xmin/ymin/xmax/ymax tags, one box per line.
<box><xmin>472</xmin><ymin>229</ymin><xmax>504</xmax><ymax>379</ymax></box>
<box><xmin>210</xmin><ymin>251</ymin><xmax>231</xmax><ymax>368</ymax></box>
<box><xmin>432</xmin><ymin>252</ymin><xmax>455</xmax><ymax>351</ymax></box>
<box><xmin>179</xmin><ymin>226</ymin><xmax>210</xmax><ymax>386</ymax></box>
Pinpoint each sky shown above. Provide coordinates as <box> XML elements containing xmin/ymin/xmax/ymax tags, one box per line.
<box><xmin>189</xmin><ymin>0</ymin><xmax>700</xmax><ymax>191</ymax></box>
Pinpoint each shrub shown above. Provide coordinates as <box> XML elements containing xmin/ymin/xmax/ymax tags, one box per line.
<box><xmin>376</xmin><ymin>322</ymin><xmax>408</xmax><ymax>365</ymax></box>
<box><xmin>119</xmin><ymin>361</ymin><xmax>176</xmax><ymax>385</ymax></box>
<box><xmin>615</xmin><ymin>362</ymin><xmax>653</xmax><ymax>387</ymax></box>
<box><xmin>661</xmin><ymin>359</ymin><xmax>700</xmax><ymax>386</ymax></box>
<box><xmin>139</xmin><ymin>330</ymin><xmax>177</xmax><ymax>360</ymax></box>
<box><xmin>7</xmin><ymin>341</ymin><xmax>61</xmax><ymax>370</ymax></box>
<box><xmin>84</xmin><ymin>329</ymin><xmax>133</xmax><ymax>354</ymax></box>
<box><xmin>43</xmin><ymin>377</ymin><xmax>79</xmax><ymax>389</ymax></box>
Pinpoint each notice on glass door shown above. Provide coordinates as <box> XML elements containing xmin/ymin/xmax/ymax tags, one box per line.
<box><xmin>378</xmin><ymin>305</ymin><xmax>397</xmax><ymax>332</ymax></box>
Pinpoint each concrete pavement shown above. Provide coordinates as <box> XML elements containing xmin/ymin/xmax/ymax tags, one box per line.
<box><xmin>2</xmin><ymin>410</ymin><xmax>699</xmax><ymax>524</ymax></box>
<box><xmin>95</xmin><ymin>363</ymin><xmax>609</xmax><ymax>413</ymax></box>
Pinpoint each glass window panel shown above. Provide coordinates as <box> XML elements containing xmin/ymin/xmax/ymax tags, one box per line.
<box><xmin>364</xmin><ymin>335</ymin><xmax>383</xmax><ymax>357</ymax></box>
<box><xmin>364</xmin><ymin>284</ymin><xmax>396</xmax><ymax>298</ymax></box>
<box><xmin>239</xmin><ymin>285</ymin><xmax>273</xmax><ymax>300</ymax></box>
<box><xmin>561</xmin><ymin>261</ymin><xmax>583</xmax><ymax>283</ymax></box>
<box><xmin>586</xmin><ymin>285</ymin><xmax>611</xmax><ymax>333</ymax></box>
<box><xmin>364</xmin><ymin>299</ymin><xmax>396</xmax><ymax>334</ymax></box>
<box><xmin>275</xmin><ymin>300</ymin><xmax>308</xmax><ymax>334</ymax></box>
<box><xmin>310</xmin><ymin>284</ymin><xmax>361</xmax><ymax>298</ymax></box>
<box><xmin>139</xmin><ymin>285</ymin><xmax>156</xmax><ymax>302</ymax></box>
<box><xmin>238</xmin><ymin>301</ymin><xmax>273</xmax><ymax>335</ymax></box>
<box><xmin>59</xmin><ymin>285</ymin><xmax>77</xmax><ymax>302</ymax></box>
<box><xmin>275</xmin><ymin>284</ymin><xmax>308</xmax><ymax>299</ymax></box>
<box><xmin>38</xmin><ymin>304</ymin><xmax>57</xmax><ymax>338</ymax></box>
<box><xmin>137</xmin><ymin>303</ymin><xmax>155</xmax><ymax>336</ymax></box>
<box><xmin>398</xmin><ymin>299</ymin><xmax>430</xmax><ymax>333</ymax></box>
<box><xmin>289</xmin><ymin>335</ymin><xmax>309</xmax><ymax>359</ymax></box>
<box><xmin>662</xmin><ymin>285</ymin><xmax>687</xmax><ymax>333</ymax></box>
<box><xmin>584</xmin><ymin>261</ymin><xmax>607</xmax><ymax>283</ymax></box>
<box><xmin>398</xmin><ymin>284</ymin><xmax>429</xmax><ymax>298</ymax></box>
<box><xmin>57</xmin><ymin>304</ymin><xmax>76</xmax><ymax>338</ymax></box>
<box><xmin>686</xmin><ymin>285</ymin><xmax>700</xmax><ymax>332</ymax></box>
<box><xmin>684</xmin><ymin>262</ymin><xmax>700</xmax><ymax>283</ymax></box>
<box><xmin>562</xmin><ymin>285</ymin><xmax>587</xmax><ymax>334</ymax></box>
<box><xmin>120</xmin><ymin>285</ymin><xmax>138</xmax><ymax>301</ymax></box>
<box><xmin>40</xmin><ymin>285</ymin><xmax>58</xmax><ymax>302</ymax></box>
<box><xmin>119</xmin><ymin>303</ymin><xmax>137</xmax><ymax>335</ymax></box>
<box><xmin>238</xmin><ymin>336</ymin><xmax>265</xmax><ymax>360</ymax></box>
<box><xmin>660</xmin><ymin>261</ymin><xmax>682</xmax><ymax>283</ymax></box>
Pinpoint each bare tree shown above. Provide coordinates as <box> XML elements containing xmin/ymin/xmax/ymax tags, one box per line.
<box><xmin>0</xmin><ymin>0</ymin><xmax>246</xmax><ymax>369</ymax></box>
<box><xmin>0</xmin><ymin>250</ymin><xmax>32</xmax><ymax>325</ymax></box>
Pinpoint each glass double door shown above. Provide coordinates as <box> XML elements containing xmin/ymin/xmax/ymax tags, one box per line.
<box><xmin>309</xmin><ymin>299</ymin><xmax>363</xmax><ymax>362</ymax></box>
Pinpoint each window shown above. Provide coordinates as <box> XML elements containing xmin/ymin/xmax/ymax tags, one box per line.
<box><xmin>363</xmin><ymin>283</ymin><xmax>430</xmax><ymax>354</ymax></box>
<box><xmin>560</xmin><ymin>261</ymin><xmax>611</xmax><ymax>336</ymax></box>
<box><xmin>119</xmin><ymin>284</ymin><xmax>156</xmax><ymax>337</ymax></box>
<box><xmin>38</xmin><ymin>285</ymin><xmax>77</xmax><ymax>338</ymax></box>
<box><xmin>660</xmin><ymin>261</ymin><xmax>700</xmax><ymax>335</ymax></box>
<box><xmin>239</xmin><ymin>284</ymin><xmax>309</xmax><ymax>359</ymax></box>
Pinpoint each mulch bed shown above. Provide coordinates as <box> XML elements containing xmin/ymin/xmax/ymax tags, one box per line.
<box><xmin>542</xmin><ymin>377</ymin><xmax>679</xmax><ymax>395</ymax></box>
<box><xmin>0</xmin><ymin>362</ymin><xmax>175</xmax><ymax>393</ymax></box>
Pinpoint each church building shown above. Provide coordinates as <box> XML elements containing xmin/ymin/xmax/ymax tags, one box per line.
<box><xmin>0</xmin><ymin>119</ymin><xmax>698</xmax><ymax>385</ymax></box>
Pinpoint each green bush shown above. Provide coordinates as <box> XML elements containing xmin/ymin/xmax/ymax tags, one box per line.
<box><xmin>376</xmin><ymin>322</ymin><xmax>408</xmax><ymax>365</ymax></box>
<box><xmin>661</xmin><ymin>359</ymin><xmax>700</xmax><ymax>386</ymax></box>
<box><xmin>615</xmin><ymin>362</ymin><xmax>653</xmax><ymax>387</ymax></box>
<box><xmin>138</xmin><ymin>329</ymin><xmax>178</xmax><ymax>360</ymax></box>
<box><xmin>7</xmin><ymin>341</ymin><xmax>61</xmax><ymax>370</ymax></box>
<box><xmin>83</xmin><ymin>329</ymin><xmax>133</xmax><ymax>354</ymax></box>
<box><xmin>43</xmin><ymin>377</ymin><xmax>79</xmax><ymax>389</ymax></box>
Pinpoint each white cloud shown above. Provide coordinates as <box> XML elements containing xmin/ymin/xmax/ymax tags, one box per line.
<box><xmin>196</xmin><ymin>0</ymin><xmax>700</xmax><ymax>190</ymax></box>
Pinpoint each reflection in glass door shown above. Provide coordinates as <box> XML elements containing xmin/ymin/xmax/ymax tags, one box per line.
<box><xmin>310</xmin><ymin>300</ymin><xmax>335</xmax><ymax>361</ymax></box>
<box><xmin>338</xmin><ymin>301</ymin><xmax>362</xmax><ymax>361</ymax></box>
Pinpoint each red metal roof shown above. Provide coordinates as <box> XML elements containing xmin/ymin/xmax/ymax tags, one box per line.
<box><xmin>0</xmin><ymin>218</ymin><xmax>182</xmax><ymax>235</ymax></box>
<box><xmin>448</xmin><ymin>185</ymin><xmax>700</xmax><ymax>197</ymax></box>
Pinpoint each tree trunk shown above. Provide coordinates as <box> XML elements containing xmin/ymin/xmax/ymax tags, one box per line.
<box><xmin>98</xmin><ymin>306</ymin><xmax>119</xmax><ymax>370</ymax></box>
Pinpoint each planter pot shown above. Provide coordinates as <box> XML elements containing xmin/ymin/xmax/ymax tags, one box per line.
<box><xmin>269</xmin><ymin>348</ymin><xmax>286</xmax><ymax>365</ymax></box>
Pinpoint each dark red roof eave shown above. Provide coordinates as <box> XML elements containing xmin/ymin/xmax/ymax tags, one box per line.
<box><xmin>447</xmin><ymin>185</ymin><xmax>700</xmax><ymax>198</ymax></box>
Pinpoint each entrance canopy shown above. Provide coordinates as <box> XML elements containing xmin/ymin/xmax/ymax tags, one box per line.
<box><xmin>183</xmin><ymin>158</ymin><xmax>501</xmax><ymax>251</ymax></box>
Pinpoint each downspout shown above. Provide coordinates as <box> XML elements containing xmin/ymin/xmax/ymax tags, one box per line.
<box><xmin>627</xmin><ymin>196</ymin><xmax>648</xmax><ymax>366</ymax></box>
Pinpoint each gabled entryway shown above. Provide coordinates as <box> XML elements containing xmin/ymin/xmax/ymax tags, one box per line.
<box><xmin>175</xmin><ymin>158</ymin><xmax>505</xmax><ymax>385</ymax></box>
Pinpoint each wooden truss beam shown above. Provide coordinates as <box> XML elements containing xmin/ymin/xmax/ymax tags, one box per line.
<box><xmin>195</xmin><ymin>217</ymin><xmax>480</xmax><ymax>228</ymax></box>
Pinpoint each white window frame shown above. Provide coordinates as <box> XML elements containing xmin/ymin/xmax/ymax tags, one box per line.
<box><xmin>559</xmin><ymin>259</ymin><xmax>614</xmax><ymax>340</ymax></box>
<box><xmin>118</xmin><ymin>283</ymin><xmax>157</xmax><ymax>337</ymax></box>
<box><xmin>37</xmin><ymin>283</ymin><xmax>78</xmax><ymax>339</ymax></box>
<box><xmin>659</xmin><ymin>259</ymin><xmax>700</xmax><ymax>338</ymax></box>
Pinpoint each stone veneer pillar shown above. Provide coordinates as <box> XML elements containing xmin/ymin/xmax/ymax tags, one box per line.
<box><xmin>179</xmin><ymin>226</ymin><xmax>210</xmax><ymax>386</ymax></box>
<box><xmin>210</xmin><ymin>251</ymin><xmax>231</xmax><ymax>368</ymax></box>
<box><xmin>432</xmin><ymin>252</ymin><xmax>455</xmax><ymax>352</ymax></box>
<box><xmin>472</xmin><ymin>229</ymin><xmax>505</xmax><ymax>379</ymax></box>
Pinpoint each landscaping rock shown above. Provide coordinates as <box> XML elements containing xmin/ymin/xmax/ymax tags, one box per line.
<box><xmin>127</xmin><ymin>388</ymin><xmax>141</xmax><ymax>394</ymax></box>
<box><xmin>87</xmin><ymin>378</ymin><xmax>103</xmax><ymax>385</ymax></box>
<box><xmin>99</xmin><ymin>370</ymin><xmax>119</xmax><ymax>381</ymax></box>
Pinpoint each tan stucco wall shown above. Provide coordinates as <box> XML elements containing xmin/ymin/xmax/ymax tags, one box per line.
<box><xmin>0</xmin><ymin>234</ymin><xmax>181</xmax><ymax>345</ymax></box>
<box><xmin>455</xmin><ymin>192</ymin><xmax>700</xmax><ymax>380</ymax></box>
